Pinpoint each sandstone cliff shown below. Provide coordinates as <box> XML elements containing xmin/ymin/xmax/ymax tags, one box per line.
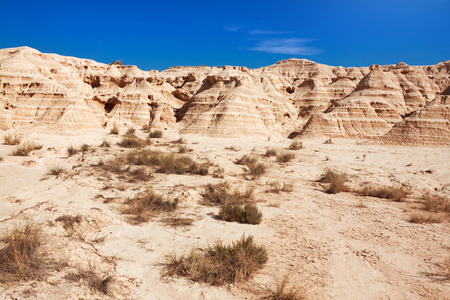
<box><xmin>1</xmin><ymin>47</ymin><xmax>449</xmax><ymax>144</ymax></box>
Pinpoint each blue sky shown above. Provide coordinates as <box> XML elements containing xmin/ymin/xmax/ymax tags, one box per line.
<box><xmin>1</xmin><ymin>0</ymin><xmax>449</xmax><ymax>70</ymax></box>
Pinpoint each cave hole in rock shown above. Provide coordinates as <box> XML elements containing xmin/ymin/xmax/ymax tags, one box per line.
<box><xmin>105</xmin><ymin>97</ymin><xmax>120</xmax><ymax>113</ymax></box>
<box><xmin>286</xmin><ymin>87</ymin><xmax>295</xmax><ymax>94</ymax></box>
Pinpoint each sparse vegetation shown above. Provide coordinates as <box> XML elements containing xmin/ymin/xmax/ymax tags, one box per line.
<box><xmin>261</xmin><ymin>275</ymin><xmax>307</xmax><ymax>300</ymax></box>
<box><xmin>323</xmin><ymin>138</ymin><xmax>333</xmax><ymax>144</ymax></box>
<box><xmin>277</xmin><ymin>152</ymin><xmax>295</xmax><ymax>163</ymax></box>
<box><xmin>163</xmin><ymin>235</ymin><xmax>268</xmax><ymax>285</ymax></box>
<box><xmin>410</xmin><ymin>212</ymin><xmax>445</xmax><ymax>224</ymax></box>
<box><xmin>248</xmin><ymin>162</ymin><xmax>267</xmax><ymax>178</ymax></box>
<box><xmin>422</xmin><ymin>194</ymin><xmax>450</xmax><ymax>213</ymax></box>
<box><xmin>80</xmin><ymin>144</ymin><xmax>90</xmax><ymax>152</ymax></box>
<box><xmin>0</xmin><ymin>223</ymin><xmax>43</xmax><ymax>281</ymax></box>
<box><xmin>126</xmin><ymin>128</ymin><xmax>136</xmax><ymax>136</ymax></box>
<box><xmin>67</xmin><ymin>145</ymin><xmax>79</xmax><ymax>157</ymax></box>
<box><xmin>117</xmin><ymin>136</ymin><xmax>148</xmax><ymax>148</ymax></box>
<box><xmin>357</xmin><ymin>185</ymin><xmax>410</xmax><ymax>202</ymax></box>
<box><xmin>225</xmin><ymin>146</ymin><xmax>239</xmax><ymax>152</ymax></box>
<box><xmin>65</xmin><ymin>267</ymin><xmax>113</xmax><ymax>295</ymax></box>
<box><xmin>236</xmin><ymin>154</ymin><xmax>258</xmax><ymax>166</ymax></box>
<box><xmin>100</xmin><ymin>140</ymin><xmax>111</xmax><ymax>148</ymax></box>
<box><xmin>264</xmin><ymin>148</ymin><xmax>277</xmax><ymax>157</ymax></box>
<box><xmin>11</xmin><ymin>140</ymin><xmax>43</xmax><ymax>156</ymax></box>
<box><xmin>288</xmin><ymin>140</ymin><xmax>303</xmax><ymax>150</ymax></box>
<box><xmin>55</xmin><ymin>215</ymin><xmax>83</xmax><ymax>230</ymax></box>
<box><xmin>149</xmin><ymin>130</ymin><xmax>163</xmax><ymax>138</ymax></box>
<box><xmin>161</xmin><ymin>216</ymin><xmax>194</xmax><ymax>227</ymax></box>
<box><xmin>266</xmin><ymin>181</ymin><xmax>294</xmax><ymax>193</ymax></box>
<box><xmin>321</xmin><ymin>169</ymin><xmax>348</xmax><ymax>194</ymax></box>
<box><xmin>3</xmin><ymin>133</ymin><xmax>21</xmax><ymax>145</ymax></box>
<box><xmin>141</xmin><ymin>124</ymin><xmax>151</xmax><ymax>132</ymax></box>
<box><xmin>202</xmin><ymin>183</ymin><xmax>253</xmax><ymax>206</ymax></box>
<box><xmin>123</xmin><ymin>189</ymin><xmax>178</xmax><ymax>223</ymax></box>
<box><xmin>219</xmin><ymin>203</ymin><xmax>262</xmax><ymax>224</ymax></box>
<box><xmin>178</xmin><ymin>145</ymin><xmax>191</xmax><ymax>153</ymax></box>
<box><xmin>48</xmin><ymin>166</ymin><xmax>65</xmax><ymax>176</ymax></box>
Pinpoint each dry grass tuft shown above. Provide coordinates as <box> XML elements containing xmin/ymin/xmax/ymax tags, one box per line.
<box><xmin>124</xmin><ymin>189</ymin><xmax>178</xmax><ymax>223</ymax></box>
<box><xmin>357</xmin><ymin>185</ymin><xmax>410</xmax><ymax>202</ymax></box>
<box><xmin>266</xmin><ymin>181</ymin><xmax>294</xmax><ymax>193</ymax></box>
<box><xmin>117</xmin><ymin>136</ymin><xmax>148</xmax><ymax>148</ymax></box>
<box><xmin>55</xmin><ymin>215</ymin><xmax>83</xmax><ymax>230</ymax></box>
<box><xmin>236</xmin><ymin>154</ymin><xmax>266</xmax><ymax>178</ymax></box>
<box><xmin>0</xmin><ymin>223</ymin><xmax>43</xmax><ymax>281</ymax></box>
<box><xmin>202</xmin><ymin>183</ymin><xmax>253</xmax><ymax>206</ymax></box>
<box><xmin>264</xmin><ymin>148</ymin><xmax>278</xmax><ymax>157</ymax></box>
<box><xmin>219</xmin><ymin>204</ymin><xmax>262</xmax><ymax>224</ymax></box>
<box><xmin>65</xmin><ymin>268</ymin><xmax>113</xmax><ymax>295</ymax></box>
<box><xmin>163</xmin><ymin>235</ymin><xmax>268</xmax><ymax>285</ymax></box>
<box><xmin>3</xmin><ymin>133</ymin><xmax>21</xmax><ymax>145</ymax></box>
<box><xmin>422</xmin><ymin>194</ymin><xmax>450</xmax><ymax>213</ymax></box>
<box><xmin>125</xmin><ymin>128</ymin><xmax>136</xmax><ymax>136</ymax></box>
<box><xmin>236</xmin><ymin>154</ymin><xmax>258</xmax><ymax>166</ymax></box>
<box><xmin>11</xmin><ymin>140</ymin><xmax>43</xmax><ymax>156</ymax></box>
<box><xmin>288</xmin><ymin>140</ymin><xmax>303</xmax><ymax>150</ymax></box>
<box><xmin>48</xmin><ymin>166</ymin><xmax>65</xmax><ymax>176</ymax></box>
<box><xmin>261</xmin><ymin>275</ymin><xmax>307</xmax><ymax>300</ymax></box>
<box><xmin>67</xmin><ymin>145</ymin><xmax>79</xmax><ymax>157</ymax></box>
<box><xmin>161</xmin><ymin>216</ymin><xmax>194</xmax><ymax>227</ymax></box>
<box><xmin>410</xmin><ymin>212</ymin><xmax>445</xmax><ymax>224</ymax></box>
<box><xmin>277</xmin><ymin>152</ymin><xmax>295</xmax><ymax>163</ymax></box>
<box><xmin>149</xmin><ymin>130</ymin><xmax>163</xmax><ymax>138</ymax></box>
<box><xmin>321</xmin><ymin>169</ymin><xmax>348</xmax><ymax>194</ymax></box>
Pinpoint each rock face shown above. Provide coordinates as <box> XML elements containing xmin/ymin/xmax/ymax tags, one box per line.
<box><xmin>1</xmin><ymin>47</ymin><xmax>449</xmax><ymax>144</ymax></box>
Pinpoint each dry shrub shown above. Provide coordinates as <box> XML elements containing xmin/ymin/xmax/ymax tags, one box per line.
<box><xmin>48</xmin><ymin>166</ymin><xmax>65</xmax><ymax>176</ymax></box>
<box><xmin>288</xmin><ymin>140</ymin><xmax>303</xmax><ymax>150</ymax></box>
<box><xmin>219</xmin><ymin>204</ymin><xmax>262</xmax><ymax>224</ymax></box>
<box><xmin>249</xmin><ymin>163</ymin><xmax>266</xmax><ymax>178</ymax></box>
<box><xmin>12</xmin><ymin>140</ymin><xmax>43</xmax><ymax>156</ymax></box>
<box><xmin>323</xmin><ymin>138</ymin><xmax>333</xmax><ymax>144</ymax></box>
<box><xmin>410</xmin><ymin>212</ymin><xmax>445</xmax><ymax>224</ymax></box>
<box><xmin>117</xmin><ymin>136</ymin><xmax>148</xmax><ymax>148</ymax></box>
<box><xmin>0</xmin><ymin>223</ymin><xmax>43</xmax><ymax>281</ymax></box>
<box><xmin>202</xmin><ymin>183</ymin><xmax>253</xmax><ymax>206</ymax></box>
<box><xmin>236</xmin><ymin>154</ymin><xmax>258</xmax><ymax>166</ymax></box>
<box><xmin>422</xmin><ymin>194</ymin><xmax>450</xmax><ymax>213</ymax></box>
<box><xmin>3</xmin><ymin>133</ymin><xmax>21</xmax><ymax>145</ymax></box>
<box><xmin>264</xmin><ymin>148</ymin><xmax>277</xmax><ymax>157</ymax></box>
<box><xmin>163</xmin><ymin>235</ymin><xmax>267</xmax><ymax>285</ymax></box>
<box><xmin>277</xmin><ymin>152</ymin><xmax>295</xmax><ymax>163</ymax></box>
<box><xmin>125</xmin><ymin>128</ymin><xmax>136</xmax><ymax>136</ymax></box>
<box><xmin>55</xmin><ymin>215</ymin><xmax>83</xmax><ymax>230</ymax></box>
<box><xmin>321</xmin><ymin>169</ymin><xmax>348</xmax><ymax>194</ymax></box>
<box><xmin>266</xmin><ymin>181</ymin><xmax>294</xmax><ymax>193</ymax></box>
<box><xmin>149</xmin><ymin>130</ymin><xmax>163</xmax><ymax>138</ymax></box>
<box><xmin>80</xmin><ymin>144</ymin><xmax>90</xmax><ymax>152</ymax></box>
<box><xmin>225</xmin><ymin>146</ymin><xmax>239</xmax><ymax>152</ymax></box>
<box><xmin>261</xmin><ymin>275</ymin><xmax>307</xmax><ymax>300</ymax></box>
<box><xmin>178</xmin><ymin>145</ymin><xmax>192</xmax><ymax>153</ymax></box>
<box><xmin>124</xmin><ymin>189</ymin><xmax>178</xmax><ymax>223</ymax></box>
<box><xmin>161</xmin><ymin>217</ymin><xmax>194</xmax><ymax>227</ymax></box>
<box><xmin>65</xmin><ymin>269</ymin><xmax>113</xmax><ymax>295</ymax></box>
<box><xmin>67</xmin><ymin>145</ymin><xmax>79</xmax><ymax>157</ymax></box>
<box><xmin>126</xmin><ymin>149</ymin><xmax>208</xmax><ymax>175</ymax></box>
<box><xmin>99</xmin><ymin>140</ymin><xmax>111</xmax><ymax>148</ymax></box>
<box><xmin>357</xmin><ymin>185</ymin><xmax>409</xmax><ymax>202</ymax></box>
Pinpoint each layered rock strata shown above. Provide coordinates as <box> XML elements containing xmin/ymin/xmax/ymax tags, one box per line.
<box><xmin>1</xmin><ymin>47</ymin><xmax>449</xmax><ymax>144</ymax></box>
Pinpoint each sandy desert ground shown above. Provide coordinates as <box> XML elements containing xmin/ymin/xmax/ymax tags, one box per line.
<box><xmin>0</xmin><ymin>128</ymin><xmax>449</xmax><ymax>299</ymax></box>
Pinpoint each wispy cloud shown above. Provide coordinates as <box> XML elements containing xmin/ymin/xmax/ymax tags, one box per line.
<box><xmin>224</xmin><ymin>25</ymin><xmax>243</xmax><ymax>32</ymax></box>
<box><xmin>249</xmin><ymin>38</ymin><xmax>319</xmax><ymax>55</ymax></box>
<box><xmin>248</xmin><ymin>29</ymin><xmax>295</xmax><ymax>35</ymax></box>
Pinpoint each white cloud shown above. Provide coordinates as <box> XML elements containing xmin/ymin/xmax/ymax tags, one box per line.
<box><xmin>249</xmin><ymin>29</ymin><xmax>295</xmax><ymax>35</ymax></box>
<box><xmin>249</xmin><ymin>38</ymin><xmax>319</xmax><ymax>55</ymax></box>
<box><xmin>224</xmin><ymin>25</ymin><xmax>243</xmax><ymax>32</ymax></box>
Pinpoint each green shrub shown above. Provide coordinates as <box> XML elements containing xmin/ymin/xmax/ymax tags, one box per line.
<box><xmin>219</xmin><ymin>204</ymin><xmax>262</xmax><ymax>224</ymax></box>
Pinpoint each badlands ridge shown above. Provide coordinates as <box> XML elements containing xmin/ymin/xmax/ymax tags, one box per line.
<box><xmin>0</xmin><ymin>46</ymin><xmax>449</xmax><ymax>144</ymax></box>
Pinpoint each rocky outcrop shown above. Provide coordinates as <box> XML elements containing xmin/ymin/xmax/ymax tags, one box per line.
<box><xmin>1</xmin><ymin>46</ymin><xmax>449</xmax><ymax>143</ymax></box>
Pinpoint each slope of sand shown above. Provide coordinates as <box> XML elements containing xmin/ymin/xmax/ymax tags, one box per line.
<box><xmin>0</xmin><ymin>128</ymin><xmax>449</xmax><ymax>299</ymax></box>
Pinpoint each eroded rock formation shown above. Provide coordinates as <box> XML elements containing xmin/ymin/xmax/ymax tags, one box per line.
<box><xmin>1</xmin><ymin>47</ymin><xmax>449</xmax><ymax>144</ymax></box>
